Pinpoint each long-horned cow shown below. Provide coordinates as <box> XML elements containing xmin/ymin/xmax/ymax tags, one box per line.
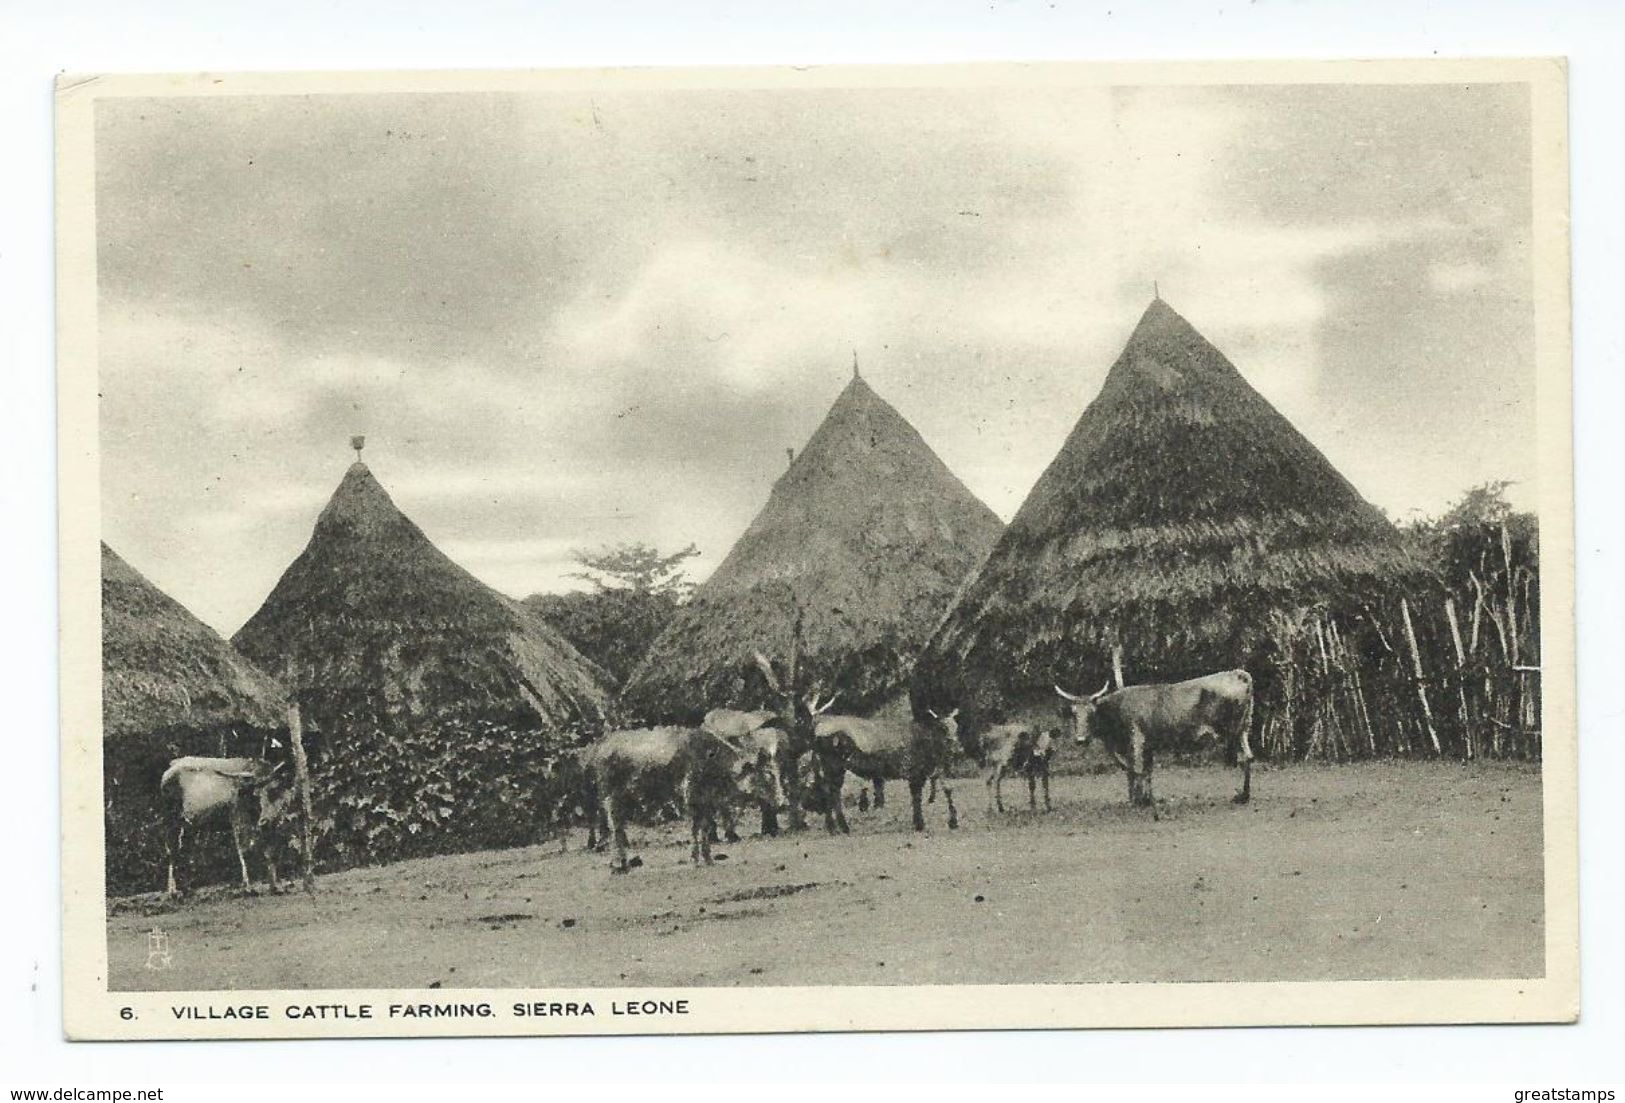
<box><xmin>582</xmin><ymin>727</ymin><xmax>771</xmax><ymax>873</ymax></box>
<box><xmin>812</xmin><ymin>708</ymin><xmax>962</xmax><ymax>832</ymax></box>
<box><xmin>745</xmin><ymin>650</ymin><xmax>844</xmax><ymax>832</ymax></box>
<box><xmin>159</xmin><ymin>755</ymin><xmax>291</xmax><ymax>896</ymax></box>
<box><xmin>1056</xmin><ymin>669</ymin><xmax>1256</xmax><ymax>811</ymax></box>
<box><xmin>702</xmin><ymin>686</ymin><xmax>841</xmax><ymax>837</ymax></box>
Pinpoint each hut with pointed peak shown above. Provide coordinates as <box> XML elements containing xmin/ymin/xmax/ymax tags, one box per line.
<box><xmin>623</xmin><ymin>369</ymin><xmax>1004</xmax><ymax>720</ymax></box>
<box><xmin>916</xmin><ymin>298</ymin><xmax>1427</xmax><ymax>757</ymax></box>
<box><xmin>233</xmin><ymin>460</ymin><xmax>610</xmax><ymax>862</ymax></box>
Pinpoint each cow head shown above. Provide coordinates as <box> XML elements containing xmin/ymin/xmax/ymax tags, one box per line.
<box><xmin>923</xmin><ymin>706</ymin><xmax>961</xmax><ymax>746</ymax></box>
<box><xmin>752</xmin><ymin>650</ymin><xmax>840</xmax><ymax>747</ymax></box>
<box><xmin>232</xmin><ymin>758</ymin><xmax>287</xmax><ymax>789</ymax></box>
<box><xmin>711</xmin><ymin>732</ymin><xmax>777</xmax><ymax>806</ymax></box>
<box><xmin>1055</xmin><ymin>682</ymin><xmax>1112</xmax><ymax>747</ymax></box>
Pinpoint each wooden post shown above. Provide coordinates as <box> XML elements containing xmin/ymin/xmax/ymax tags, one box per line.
<box><xmin>286</xmin><ymin>697</ymin><xmax>316</xmax><ymax>894</ymax></box>
<box><xmin>1400</xmin><ymin>598</ymin><xmax>1442</xmax><ymax>756</ymax></box>
<box><xmin>1111</xmin><ymin>643</ymin><xmax>1125</xmax><ymax>690</ymax></box>
<box><xmin>1444</xmin><ymin>597</ymin><xmax>1474</xmax><ymax>759</ymax></box>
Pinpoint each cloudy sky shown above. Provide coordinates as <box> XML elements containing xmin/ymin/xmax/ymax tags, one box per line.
<box><xmin>95</xmin><ymin>78</ymin><xmax>1536</xmax><ymax>634</ymax></box>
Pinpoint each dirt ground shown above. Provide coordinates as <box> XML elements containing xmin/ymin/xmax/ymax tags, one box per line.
<box><xmin>107</xmin><ymin>760</ymin><xmax>1544</xmax><ymax>990</ymax></box>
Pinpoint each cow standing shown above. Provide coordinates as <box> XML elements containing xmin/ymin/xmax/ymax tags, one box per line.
<box><xmin>977</xmin><ymin>723</ymin><xmax>1058</xmax><ymax>814</ymax></box>
<box><xmin>813</xmin><ymin>709</ymin><xmax>961</xmax><ymax>832</ymax></box>
<box><xmin>583</xmin><ymin>727</ymin><xmax>769</xmax><ymax>873</ymax></box>
<box><xmin>540</xmin><ymin>747</ymin><xmax>611</xmax><ymax>852</ymax></box>
<box><xmin>1056</xmin><ymin>669</ymin><xmax>1256</xmax><ymax>811</ymax></box>
<box><xmin>159</xmin><ymin>756</ymin><xmax>291</xmax><ymax>896</ymax></box>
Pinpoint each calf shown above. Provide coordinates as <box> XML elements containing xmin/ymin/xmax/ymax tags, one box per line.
<box><xmin>158</xmin><ymin>756</ymin><xmax>290</xmax><ymax>896</ymax></box>
<box><xmin>582</xmin><ymin>727</ymin><xmax>769</xmax><ymax>872</ymax></box>
<box><xmin>1056</xmin><ymin>669</ymin><xmax>1255</xmax><ymax>812</ymax></box>
<box><xmin>978</xmin><ymin>724</ymin><xmax>1058</xmax><ymax>814</ymax></box>
<box><xmin>813</xmin><ymin>709</ymin><xmax>961</xmax><ymax>832</ymax></box>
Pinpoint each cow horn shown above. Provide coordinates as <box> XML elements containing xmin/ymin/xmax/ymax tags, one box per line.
<box><xmin>1055</xmin><ymin>684</ymin><xmax>1084</xmax><ymax>702</ymax></box>
<box><xmin>926</xmin><ymin>707</ymin><xmax>940</xmax><ymax>720</ymax></box>
<box><xmin>812</xmin><ymin>692</ymin><xmax>840</xmax><ymax>716</ymax></box>
<box><xmin>1090</xmin><ymin>681</ymin><xmax>1111</xmax><ymax>701</ymax></box>
<box><xmin>947</xmin><ymin>708</ymin><xmax>959</xmax><ymax>720</ymax></box>
<box><xmin>752</xmin><ymin>651</ymin><xmax>783</xmax><ymax>694</ymax></box>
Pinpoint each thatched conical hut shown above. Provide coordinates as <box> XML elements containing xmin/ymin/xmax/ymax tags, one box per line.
<box><xmin>232</xmin><ymin>461</ymin><xmax>610</xmax><ymax>862</ymax></box>
<box><xmin>916</xmin><ymin>299</ymin><xmax>1424</xmax><ymax>754</ymax></box>
<box><xmin>101</xmin><ymin>541</ymin><xmax>286</xmax><ymax>892</ymax></box>
<box><xmin>623</xmin><ymin>369</ymin><xmax>1004</xmax><ymax>720</ymax></box>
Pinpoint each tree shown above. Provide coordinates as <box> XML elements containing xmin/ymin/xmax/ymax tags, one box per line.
<box><xmin>568</xmin><ymin>542</ymin><xmax>700</xmax><ymax>601</ymax></box>
<box><xmin>526</xmin><ymin>542</ymin><xmax>701</xmax><ymax>690</ymax></box>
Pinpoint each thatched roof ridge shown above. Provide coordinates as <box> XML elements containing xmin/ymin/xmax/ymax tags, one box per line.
<box><xmin>232</xmin><ymin>462</ymin><xmax>608</xmax><ymax>731</ymax></box>
<box><xmin>917</xmin><ymin>298</ymin><xmax>1422</xmax><ymax>715</ymax></box>
<box><xmin>623</xmin><ymin>373</ymin><xmax>1004</xmax><ymax>720</ymax></box>
<box><xmin>101</xmin><ymin>542</ymin><xmax>285</xmax><ymax>741</ymax></box>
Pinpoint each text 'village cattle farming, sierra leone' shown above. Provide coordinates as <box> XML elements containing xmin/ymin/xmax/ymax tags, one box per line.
<box><xmin>85</xmin><ymin>72</ymin><xmax>1559</xmax><ymax>1003</ymax></box>
<box><xmin>101</xmin><ymin>295</ymin><xmax>1545</xmax><ymax>990</ymax></box>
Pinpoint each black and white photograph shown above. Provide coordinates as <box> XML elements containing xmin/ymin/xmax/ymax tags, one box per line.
<box><xmin>54</xmin><ymin>59</ymin><xmax>1575</xmax><ymax>1039</ymax></box>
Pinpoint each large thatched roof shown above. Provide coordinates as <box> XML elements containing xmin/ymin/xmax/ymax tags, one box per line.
<box><xmin>101</xmin><ymin>542</ymin><xmax>285</xmax><ymax>741</ymax></box>
<box><xmin>916</xmin><ymin>298</ymin><xmax>1420</xmax><ymax>716</ymax></box>
<box><xmin>233</xmin><ymin>462</ymin><xmax>608</xmax><ymax>733</ymax></box>
<box><xmin>623</xmin><ymin>371</ymin><xmax>1004</xmax><ymax>720</ymax></box>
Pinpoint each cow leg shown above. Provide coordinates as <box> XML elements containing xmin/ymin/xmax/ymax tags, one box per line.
<box><xmin>994</xmin><ymin>767</ymin><xmax>1006</xmax><ymax>814</ymax></box>
<box><xmin>781</xmin><ymin>755</ymin><xmax>807</xmax><ymax>833</ymax></box>
<box><xmin>1041</xmin><ymin>767</ymin><xmax>1052</xmax><ymax>812</ymax></box>
<box><xmin>857</xmin><ymin>786</ymin><xmax>870</xmax><ymax>812</ymax></box>
<box><xmin>908</xmin><ymin>779</ymin><xmax>926</xmax><ymax>832</ymax></box>
<box><xmin>164</xmin><ymin>822</ymin><xmax>183</xmax><ymax>897</ymax></box>
<box><xmin>1027</xmin><ymin>771</ymin><xmax>1038</xmax><ymax>811</ymax></box>
<box><xmin>927</xmin><ymin>777</ymin><xmax>937</xmax><ymax>804</ymax></box>
<box><xmin>606</xmin><ymin>792</ymin><xmax>631</xmax><ymax>874</ymax></box>
<box><xmin>687</xmin><ymin>789</ymin><xmax>712</xmax><ymax>867</ymax></box>
<box><xmin>760</xmin><ymin>799</ymin><xmax>780</xmax><ymax>838</ymax></box>
<box><xmin>265</xmin><ymin>847</ymin><xmax>283</xmax><ymax>894</ymax></box>
<box><xmin>984</xmin><ymin>767</ymin><xmax>996</xmax><ymax>815</ymax></box>
<box><xmin>940</xmin><ymin>776</ymin><xmax>959</xmax><ymax>829</ymax></box>
<box><xmin>874</xmin><ymin>779</ymin><xmax>885</xmax><ymax>809</ymax></box>
<box><xmin>1233</xmin><ymin>696</ymin><xmax>1256</xmax><ymax>804</ymax></box>
<box><xmin>1130</xmin><ymin>730</ymin><xmax>1155</xmax><ymax>809</ymax></box>
<box><xmin>720</xmin><ymin>802</ymin><xmax>740</xmax><ymax>844</ymax></box>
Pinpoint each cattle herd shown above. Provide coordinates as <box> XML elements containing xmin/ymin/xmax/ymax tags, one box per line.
<box><xmin>154</xmin><ymin>664</ymin><xmax>1259</xmax><ymax>895</ymax></box>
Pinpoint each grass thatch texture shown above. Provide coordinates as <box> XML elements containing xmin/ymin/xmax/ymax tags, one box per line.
<box><xmin>102</xmin><ymin>542</ymin><xmax>285</xmax><ymax>741</ymax></box>
<box><xmin>918</xmin><ymin>299</ymin><xmax>1423</xmax><ymax>724</ymax></box>
<box><xmin>233</xmin><ymin>463</ymin><xmax>608</xmax><ymax>734</ymax></box>
<box><xmin>624</xmin><ymin>374</ymin><xmax>1002</xmax><ymax>720</ymax></box>
<box><xmin>101</xmin><ymin>542</ymin><xmax>289</xmax><ymax>892</ymax></box>
<box><xmin>226</xmin><ymin>463</ymin><xmax>610</xmax><ymax>874</ymax></box>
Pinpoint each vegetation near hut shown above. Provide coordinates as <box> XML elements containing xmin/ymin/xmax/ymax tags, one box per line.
<box><xmin>524</xmin><ymin>541</ymin><xmax>700</xmax><ymax>690</ymax></box>
<box><xmin>100</xmin><ymin>542</ymin><xmax>288</xmax><ymax>894</ymax></box>
<box><xmin>916</xmin><ymin>299</ymin><xmax>1539</xmax><ymax>762</ymax></box>
<box><xmin>231</xmin><ymin>462</ymin><xmax>611</xmax><ymax>869</ymax></box>
<box><xmin>621</xmin><ymin>370</ymin><xmax>1004</xmax><ymax>722</ymax></box>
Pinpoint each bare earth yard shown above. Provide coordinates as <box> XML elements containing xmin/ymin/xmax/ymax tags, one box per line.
<box><xmin>108</xmin><ymin>760</ymin><xmax>1543</xmax><ymax>990</ymax></box>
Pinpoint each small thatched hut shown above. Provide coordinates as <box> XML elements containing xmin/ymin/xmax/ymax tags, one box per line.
<box><xmin>916</xmin><ymin>299</ymin><xmax>1425</xmax><ymax>756</ymax></box>
<box><xmin>623</xmin><ymin>369</ymin><xmax>1004</xmax><ymax>720</ymax></box>
<box><xmin>232</xmin><ymin>461</ymin><xmax>610</xmax><ymax>863</ymax></box>
<box><xmin>101</xmin><ymin>541</ymin><xmax>286</xmax><ymax>892</ymax></box>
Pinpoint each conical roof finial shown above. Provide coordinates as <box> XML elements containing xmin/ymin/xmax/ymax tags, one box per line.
<box><xmin>350</xmin><ymin>434</ymin><xmax>366</xmax><ymax>462</ymax></box>
<box><xmin>852</xmin><ymin>349</ymin><xmax>861</xmax><ymax>380</ymax></box>
<box><xmin>1153</xmin><ymin>280</ymin><xmax>1160</xmax><ymax>302</ymax></box>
